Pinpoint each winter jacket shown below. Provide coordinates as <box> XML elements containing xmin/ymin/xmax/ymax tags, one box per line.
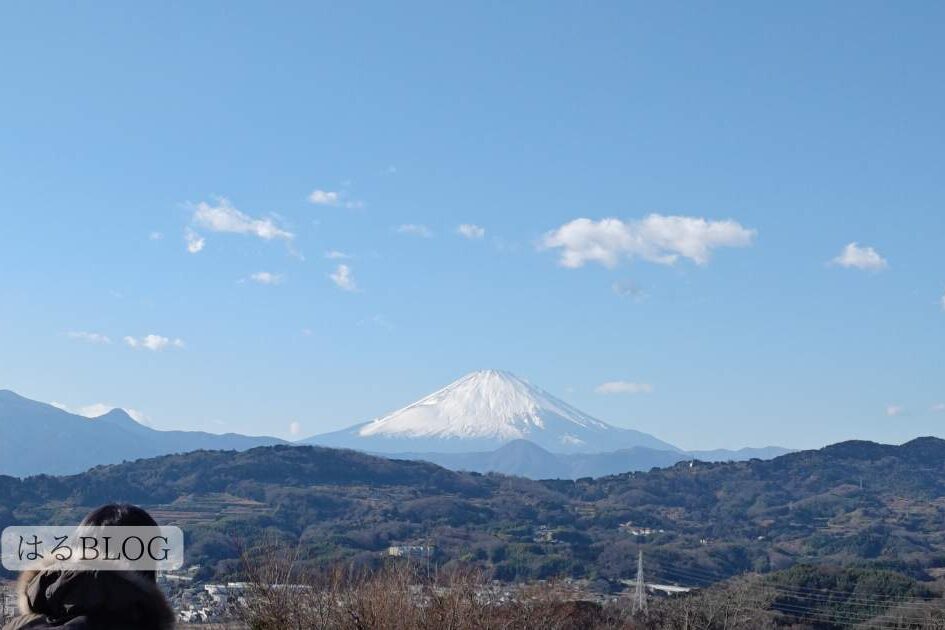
<box><xmin>2</xmin><ymin>568</ymin><xmax>174</xmax><ymax>630</ymax></box>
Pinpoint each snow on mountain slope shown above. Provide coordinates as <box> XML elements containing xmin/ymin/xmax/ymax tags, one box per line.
<box><xmin>306</xmin><ymin>370</ymin><xmax>678</xmax><ymax>454</ymax></box>
<box><xmin>359</xmin><ymin>370</ymin><xmax>610</xmax><ymax>440</ymax></box>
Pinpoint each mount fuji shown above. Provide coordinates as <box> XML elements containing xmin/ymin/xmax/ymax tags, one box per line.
<box><xmin>304</xmin><ymin>370</ymin><xmax>679</xmax><ymax>454</ymax></box>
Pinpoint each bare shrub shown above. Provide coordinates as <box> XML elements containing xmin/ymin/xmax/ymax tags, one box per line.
<box><xmin>236</xmin><ymin>542</ymin><xmax>636</xmax><ymax>630</ymax></box>
<box><xmin>237</xmin><ymin>545</ymin><xmax>785</xmax><ymax>630</ymax></box>
<box><xmin>644</xmin><ymin>577</ymin><xmax>776</xmax><ymax>630</ymax></box>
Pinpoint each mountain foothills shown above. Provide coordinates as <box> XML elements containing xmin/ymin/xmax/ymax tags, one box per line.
<box><xmin>0</xmin><ymin>390</ymin><xmax>284</xmax><ymax>476</ymax></box>
<box><xmin>3</xmin><ymin>437</ymin><xmax>945</xmax><ymax>595</ymax></box>
<box><xmin>396</xmin><ymin>440</ymin><xmax>791</xmax><ymax>480</ymax></box>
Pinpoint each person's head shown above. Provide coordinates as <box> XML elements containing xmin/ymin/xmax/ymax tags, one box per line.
<box><xmin>80</xmin><ymin>503</ymin><xmax>158</xmax><ymax>529</ymax></box>
<box><xmin>80</xmin><ymin>504</ymin><xmax>160</xmax><ymax>581</ymax></box>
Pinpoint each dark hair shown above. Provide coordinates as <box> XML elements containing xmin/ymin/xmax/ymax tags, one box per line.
<box><xmin>80</xmin><ymin>504</ymin><xmax>161</xmax><ymax>581</ymax></box>
<box><xmin>81</xmin><ymin>503</ymin><xmax>159</xmax><ymax>528</ymax></box>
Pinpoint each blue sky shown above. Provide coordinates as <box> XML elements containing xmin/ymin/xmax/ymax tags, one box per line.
<box><xmin>1</xmin><ymin>2</ymin><xmax>943</xmax><ymax>450</ymax></box>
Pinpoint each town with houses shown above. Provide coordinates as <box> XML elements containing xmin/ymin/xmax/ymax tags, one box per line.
<box><xmin>0</xmin><ymin>522</ymin><xmax>687</xmax><ymax>626</ymax></box>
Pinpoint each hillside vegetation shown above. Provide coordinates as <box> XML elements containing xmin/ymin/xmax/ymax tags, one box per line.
<box><xmin>3</xmin><ymin>438</ymin><xmax>945</xmax><ymax>589</ymax></box>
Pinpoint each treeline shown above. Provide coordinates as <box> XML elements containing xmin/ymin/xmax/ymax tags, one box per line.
<box><xmin>5</xmin><ymin>439</ymin><xmax>945</xmax><ymax>584</ymax></box>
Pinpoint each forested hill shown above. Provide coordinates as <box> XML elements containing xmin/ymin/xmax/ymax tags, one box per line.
<box><xmin>3</xmin><ymin>438</ymin><xmax>945</xmax><ymax>584</ymax></box>
<box><xmin>0</xmin><ymin>445</ymin><xmax>483</xmax><ymax>506</ymax></box>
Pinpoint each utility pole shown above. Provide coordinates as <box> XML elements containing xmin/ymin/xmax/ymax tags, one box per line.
<box><xmin>426</xmin><ymin>536</ymin><xmax>432</xmax><ymax>581</ymax></box>
<box><xmin>632</xmin><ymin>549</ymin><xmax>647</xmax><ymax>616</ymax></box>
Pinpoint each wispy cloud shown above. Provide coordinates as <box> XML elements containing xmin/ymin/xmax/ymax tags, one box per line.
<box><xmin>492</xmin><ymin>236</ymin><xmax>521</xmax><ymax>254</ymax></box>
<box><xmin>247</xmin><ymin>271</ymin><xmax>284</xmax><ymax>285</ymax></box>
<box><xmin>308</xmin><ymin>189</ymin><xmax>340</xmax><ymax>205</ymax></box>
<box><xmin>289</xmin><ymin>421</ymin><xmax>302</xmax><ymax>436</ymax></box>
<box><xmin>329</xmin><ymin>264</ymin><xmax>358</xmax><ymax>292</ymax></box>
<box><xmin>457</xmin><ymin>224</ymin><xmax>486</xmax><ymax>239</ymax></box>
<box><xmin>931</xmin><ymin>403</ymin><xmax>945</xmax><ymax>413</ymax></box>
<box><xmin>67</xmin><ymin>331</ymin><xmax>111</xmax><ymax>345</ymax></box>
<box><xmin>149</xmin><ymin>231</ymin><xmax>164</xmax><ymax>241</ymax></box>
<box><xmin>191</xmin><ymin>197</ymin><xmax>293</xmax><ymax>241</ymax></box>
<box><xmin>185</xmin><ymin>229</ymin><xmax>205</xmax><ymax>253</ymax></box>
<box><xmin>358</xmin><ymin>314</ymin><xmax>393</xmax><ymax>330</ymax></box>
<box><xmin>307</xmin><ymin>188</ymin><xmax>364</xmax><ymax>209</ymax></box>
<box><xmin>541</xmin><ymin>214</ymin><xmax>755</xmax><ymax>268</ymax></box>
<box><xmin>72</xmin><ymin>402</ymin><xmax>112</xmax><ymax>417</ymax></box>
<box><xmin>324</xmin><ymin>250</ymin><xmax>351</xmax><ymax>260</ymax></box>
<box><xmin>830</xmin><ymin>242</ymin><xmax>888</xmax><ymax>271</ymax></box>
<box><xmin>123</xmin><ymin>334</ymin><xmax>185</xmax><ymax>351</ymax></box>
<box><xmin>595</xmin><ymin>381</ymin><xmax>654</xmax><ymax>395</ymax></box>
<box><xmin>396</xmin><ymin>224</ymin><xmax>433</xmax><ymax>238</ymax></box>
<box><xmin>940</xmin><ymin>291</ymin><xmax>945</xmax><ymax>311</ymax></box>
<box><xmin>611</xmin><ymin>279</ymin><xmax>645</xmax><ymax>300</ymax></box>
<box><xmin>885</xmin><ymin>404</ymin><xmax>904</xmax><ymax>417</ymax></box>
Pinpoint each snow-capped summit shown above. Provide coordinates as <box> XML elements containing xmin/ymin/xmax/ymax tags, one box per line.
<box><xmin>359</xmin><ymin>370</ymin><xmax>610</xmax><ymax>441</ymax></box>
<box><xmin>305</xmin><ymin>370</ymin><xmax>678</xmax><ymax>454</ymax></box>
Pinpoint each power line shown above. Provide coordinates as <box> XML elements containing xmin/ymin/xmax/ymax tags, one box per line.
<box><xmin>648</xmin><ymin>562</ymin><xmax>937</xmax><ymax>605</ymax></box>
<box><xmin>643</xmin><ymin>564</ymin><xmax>945</xmax><ymax>627</ymax></box>
<box><xmin>644</xmin><ymin>568</ymin><xmax>937</xmax><ymax>629</ymax></box>
<box><xmin>653</xmin><ymin>565</ymin><xmax>933</xmax><ymax>611</ymax></box>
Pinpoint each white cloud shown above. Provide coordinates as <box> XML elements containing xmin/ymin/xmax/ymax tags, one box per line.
<box><xmin>940</xmin><ymin>291</ymin><xmax>945</xmax><ymax>311</ymax></box>
<box><xmin>191</xmin><ymin>197</ymin><xmax>293</xmax><ymax>241</ymax></box>
<box><xmin>308</xmin><ymin>189</ymin><xmax>340</xmax><ymax>205</ymax></box>
<box><xmin>289</xmin><ymin>421</ymin><xmax>302</xmax><ymax>436</ymax></box>
<box><xmin>50</xmin><ymin>401</ymin><xmax>151</xmax><ymax>426</ymax></box>
<box><xmin>595</xmin><ymin>381</ymin><xmax>654</xmax><ymax>395</ymax></box>
<box><xmin>124</xmin><ymin>409</ymin><xmax>151</xmax><ymax>425</ymax></box>
<box><xmin>830</xmin><ymin>242</ymin><xmax>888</xmax><ymax>271</ymax></box>
<box><xmin>67</xmin><ymin>331</ymin><xmax>111</xmax><ymax>345</ymax></box>
<box><xmin>931</xmin><ymin>403</ymin><xmax>945</xmax><ymax>413</ymax></box>
<box><xmin>248</xmin><ymin>272</ymin><xmax>284</xmax><ymax>285</ymax></box>
<box><xmin>886</xmin><ymin>404</ymin><xmax>904</xmax><ymax>417</ymax></box>
<box><xmin>77</xmin><ymin>402</ymin><xmax>114</xmax><ymax>418</ymax></box>
<box><xmin>396</xmin><ymin>224</ymin><xmax>434</xmax><ymax>238</ymax></box>
<box><xmin>149</xmin><ymin>231</ymin><xmax>164</xmax><ymax>241</ymax></box>
<box><xmin>329</xmin><ymin>264</ymin><xmax>358</xmax><ymax>292</ymax></box>
<box><xmin>123</xmin><ymin>334</ymin><xmax>185</xmax><ymax>351</ymax></box>
<box><xmin>324</xmin><ymin>250</ymin><xmax>351</xmax><ymax>260</ymax></box>
<box><xmin>185</xmin><ymin>229</ymin><xmax>205</xmax><ymax>253</ymax></box>
<box><xmin>308</xmin><ymin>189</ymin><xmax>363</xmax><ymax>209</ymax></box>
<box><xmin>457</xmin><ymin>224</ymin><xmax>486</xmax><ymax>239</ymax></box>
<box><xmin>541</xmin><ymin>214</ymin><xmax>755</xmax><ymax>268</ymax></box>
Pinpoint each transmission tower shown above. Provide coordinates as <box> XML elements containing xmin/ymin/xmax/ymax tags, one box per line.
<box><xmin>632</xmin><ymin>549</ymin><xmax>647</xmax><ymax>615</ymax></box>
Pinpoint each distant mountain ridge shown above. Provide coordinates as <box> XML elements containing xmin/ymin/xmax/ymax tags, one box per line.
<box><xmin>0</xmin><ymin>389</ymin><xmax>284</xmax><ymax>477</ymax></box>
<box><xmin>306</xmin><ymin>370</ymin><xmax>679</xmax><ymax>453</ymax></box>
<box><xmin>0</xmin><ymin>384</ymin><xmax>787</xmax><ymax>479</ymax></box>
<box><xmin>389</xmin><ymin>439</ymin><xmax>792</xmax><ymax>479</ymax></box>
